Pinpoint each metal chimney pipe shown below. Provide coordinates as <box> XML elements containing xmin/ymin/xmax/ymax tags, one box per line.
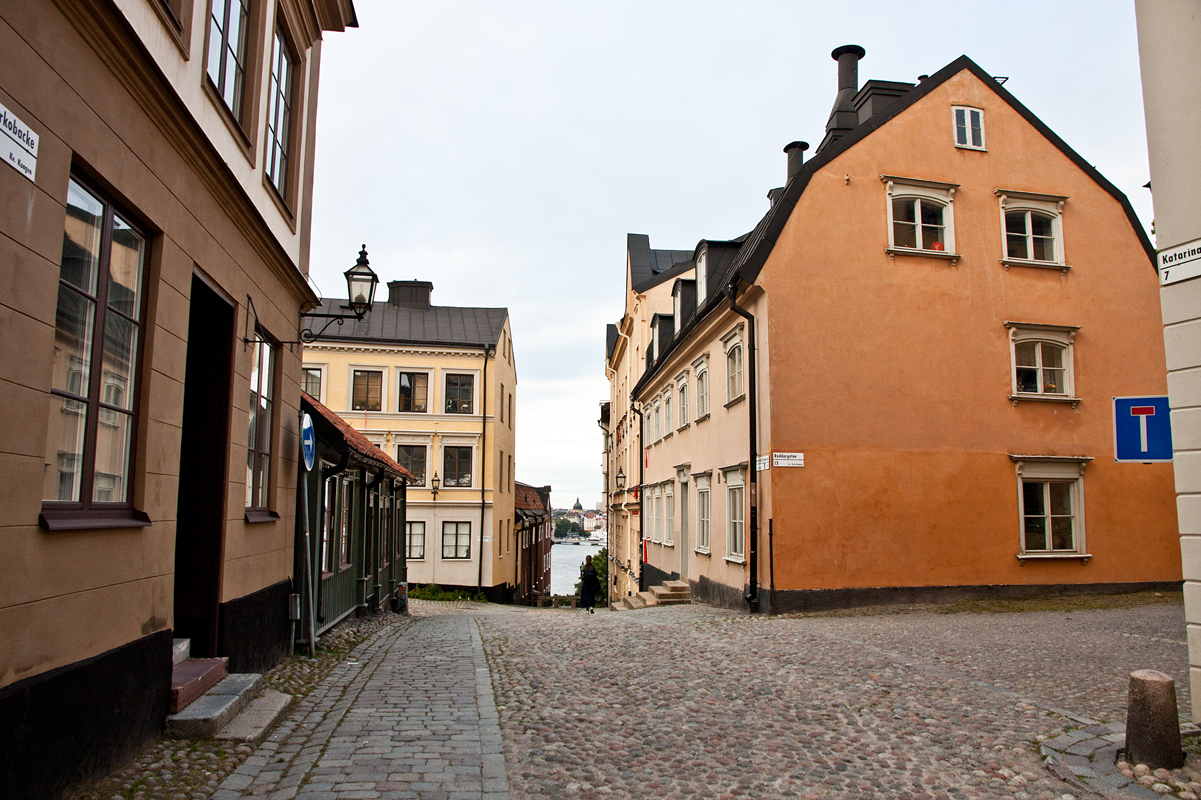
<box><xmin>833</xmin><ymin>44</ymin><xmax>866</xmax><ymax>101</ymax></box>
<box><xmin>784</xmin><ymin>141</ymin><xmax>809</xmax><ymax>181</ymax></box>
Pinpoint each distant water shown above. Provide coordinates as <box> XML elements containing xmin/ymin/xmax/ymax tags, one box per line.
<box><xmin>551</xmin><ymin>542</ymin><xmax>603</xmax><ymax>596</ymax></box>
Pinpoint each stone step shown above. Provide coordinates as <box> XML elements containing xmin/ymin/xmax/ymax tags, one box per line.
<box><xmin>609</xmin><ymin>601</ymin><xmax>626</xmax><ymax>611</ymax></box>
<box><xmin>214</xmin><ymin>689</ymin><xmax>293</xmax><ymax>743</ymax></box>
<box><xmin>170</xmin><ymin>657</ymin><xmax>228</xmax><ymax>714</ymax></box>
<box><xmin>662</xmin><ymin>580</ymin><xmax>690</xmax><ymax>591</ymax></box>
<box><xmin>172</xmin><ymin>638</ymin><xmax>191</xmax><ymax>666</ymax></box>
<box><xmin>638</xmin><ymin>591</ymin><xmax>659</xmax><ymax>607</ymax></box>
<box><xmin>167</xmin><ymin>673</ymin><xmax>262</xmax><ymax>739</ymax></box>
<box><xmin>650</xmin><ymin>586</ymin><xmax>689</xmax><ymax>600</ymax></box>
<box><xmin>622</xmin><ymin>594</ymin><xmax>647</xmax><ymax>610</ymax></box>
<box><xmin>655</xmin><ymin>597</ymin><xmax>691</xmax><ymax>605</ymax></box>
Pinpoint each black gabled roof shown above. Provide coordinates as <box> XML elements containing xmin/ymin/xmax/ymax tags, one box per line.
<box><xmin>631</xmin><ymin>54</ymin><xmax>1156</xmax><ymax>399</ymax></box>
<box><xmin>606</xmin><ymin>323</ymin><xmax>619</xmax><ymax>360</ymax></box>
<box><xmin>628</xmin><ymin>233</ymin><xmax>694</xmax><ymax>294</ymax></box>
<box><xmin>303</xmin><ymin>297</ymin><xmax>508</xmax><ymax>347</ymax></box>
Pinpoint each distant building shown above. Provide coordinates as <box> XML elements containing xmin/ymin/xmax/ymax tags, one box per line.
<box><xmin>514</xmin><ymin>483</ymin><xmax>553</xmax><ymax>604</ymax></box>
<box><xmin>605</xmin><ymin>46</ymin><xmax>1179</xmax><ymax>613</ymax></box>
<box><xmin>1136</xmin><ymin>0</ymin><xmax>1201</xmax><ymax>718</ymax></box>
<box><xmin>301</xmin><ymin>280</ymin><xmax>519</xmax><ymax>601</ymax></box>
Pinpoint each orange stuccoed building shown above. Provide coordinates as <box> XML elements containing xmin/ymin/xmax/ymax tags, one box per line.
<box><xmin>604</xmin><ymin>47</ymin><xmax>1181</xmax><ymax>612</ymax></box>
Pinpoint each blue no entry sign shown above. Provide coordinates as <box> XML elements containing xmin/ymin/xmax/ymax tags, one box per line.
<box><xmin>1113</xmin><ymin>396</ymin><xmax>1172</xmax><ymax>462</ymax></box>
<box><xmin>301</xmin><ymin>413</ymin><xmax>316</xmax><ymax>472</ymax></box>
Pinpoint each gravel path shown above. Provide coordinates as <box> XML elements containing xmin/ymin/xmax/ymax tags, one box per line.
<box><xmin>479</xmin><ymin>602</ymin><xmax>1190</xmax><ymax>800</ymax></box>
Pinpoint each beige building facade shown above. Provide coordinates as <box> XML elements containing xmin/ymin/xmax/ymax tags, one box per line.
<box><xmin>0</xmin><ymin>0</ymin><xmax>356</xmax><ymax>794</ymax></box>
<box><xmin>1136</xmin><ymin>0</ymin><xmax>1201</xmax><ymax>718</ymax></box>
<box><xmin>302</xmin><ymin>281</ymin><xmax>520</xmax><ymax>599</ymax></box>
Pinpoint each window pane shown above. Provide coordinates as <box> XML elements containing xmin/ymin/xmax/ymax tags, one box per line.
<box><xmin>919</xmin><ymin>201</ymin><xmax>944</xmax><ymax>249</ymax></box>
<box><xmin>207</xmin><ymin>10</ymin><xmax>224</xmax><ymax>87</ymax></box>
<box><xmin>302</xmin><ymin>368</ymin><xmax>321</xmax><ymax>397</ymax></box>
<box><xmin>353</xmin><ymin>371</ymin><xmax>382</xmax><ymax>411</ymax></box>
<box><xmin>1024</xmin><ymin>518</ymin><xmax>1047</xmax><ymax>551</ymax></box>
<box><xmin>1005</xmin><ymin>212</ymin><xmax>1029</xmax><ymax>260</ymax></box>
<box><xmin>1042</xmin><ymin>368</ymin><xmax>1065</xmax><ymax>394</ymax></box>
<box><xmin>43</xmin><ymin>396</ymin><xmax>87</xmax><ymax>501</ymax></box>
<box><xmin>108</xmin><ymin>217</ymin><xmax>145</xmax><ymax>319</ymax></box>
<box><xmin>51</xmin><ymin>286</ymin><xmax>95</xmax><ymax>396</ymax></box>
<box><xmin>1023</xmin><ymin>481</ymin><xmax>1045</xmax><ymax>515</ymax></box>
<box><xmin>893</xmin><ymin>199</ymin><xmax>917</xmax><ymax>248</ymax></box>
<box><xmin>93</xmin><ymin>409</ymin><xmax>132</xmax><ymax>503</ymax></box>
<box><xmin>408</xmin><ymin>521</ymin><xmax>425</xmax><ymax>559</ymax></box>
<box><xmin>101</xmin><ymin>314</ymin><xmax>137</xmax><ymax>409</ymax></box>
<box><xmin>1049</xmin><ymin>482</ymin><xmax>1072</xmax><ymax>516</ymax></box>
<box><xmin>62</xmin><ymin>181</ymin><xmax>104</xmax><ymax>294</ymax></box>
<box><xmin>969</xmin><ymin>109</ymin><xmax>982</xmax><ymax>148</ymax></box>
<box><xmin>1031</xmin><ymin>214</ymin><xmax>1055</xmax><ymax>261</ymax></box>
<box><xmin>1015</xmin><ymin>342</ymin><xmax>1037</xmax><ymax>367</ymax></box>
<box><xmin>955</xmin><ymin>108</ymin><xmax>967</xmax><ymax>145</ymax></box>
<box><xmin>1051</xmin><ymin>516</ymin><xmax>1074</xmax><ymax>550</ymax></box>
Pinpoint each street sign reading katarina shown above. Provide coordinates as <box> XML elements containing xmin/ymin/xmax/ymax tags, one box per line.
<box><xmin>1113</xmin><ymin>396</ymin><xmax>1172</xmax><ymax>462</ymax></box>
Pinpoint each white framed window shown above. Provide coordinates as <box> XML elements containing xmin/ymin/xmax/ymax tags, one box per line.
<box><xmin>679</xmin><ymin>381</ymin><xmax>689</xmax><ymax>427</ymax></box>
<box><xmin>653</xmin><ymin>487</ymin><xmax>663</xmax><ymax>542</ymax></box>
<box><xmin>696</xmin><ymin>247</ymin><xmax>707</xmax><ymax>301</ymax></box>
<box><xmin>725</xmin><ymin>469</ymin><xmax>745</xmax><ymax>561</ymax></box>
<box><xmin>1011</xmin><ymin>455</ymin><xmax>1091</xmax><ymax>563</ymax></box>
<box><xmin>953</xmin><ymin>106</ymin><xmax>985</xmax><ymax>150</ymax></box>
<box><xmin>694</xmin><ymin>354</ymin><xmax>710</xmax><ymax>419</ymax></box>
<box><xmin>663</xmin><ymin>389</ymin><xmax>673</xmax><ymax>432</ymax></box>
<box><xmin>1005</xmin><ymin>322</ymin><xmax>1078</xmax><ymax>405</ymax></box>
<box><xmin>653</xmin><ymin>401</ymin><xmax>662</xmax><ymax>441</ymax></box>
<box><xmin>442</xmin><ymin>521</ymin><xmax>471</xmax><ymax>559</ymax></box>
<box><xmin>406</xmin><ymin>521</ymin><xmax>425</xmax><ymax>560</ymax></box>
<box><xmin>996</xmin><ymin>190</ymin><xmax>1068</xmax><ymax>271</ymax></box>
<box><xmin>301</xmin><ymin>364</ymin><xmax>324</xmax><ymax>402</ymax></box>
<box><xmin>673</xmin><ymin>291</ymin><xmax>682</xmax><ymax>333</ymax></box>
<box><xmin>882</xmin><ymin>176</ymin><xmax>958</xmax><ymax>260</ymax></box>
<box><xmin>664</xmin><ymin>485</ymin><xmax>674</xmax><ymax>545</ymax></box>
<box><xmin>696</xmin><ymin>474</ymin><xmax>711</xmax><ymax>552</ymax></box>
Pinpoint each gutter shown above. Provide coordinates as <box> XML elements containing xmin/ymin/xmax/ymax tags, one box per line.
<box><xmin>478</xmin><ymin>344</ymin><xmax>493</xmax><ymax>594</ymax></box>
<box><xmin>726</xmin><ymin>275</ymin><xmax>760</xmax><ymax>614</ymax></box>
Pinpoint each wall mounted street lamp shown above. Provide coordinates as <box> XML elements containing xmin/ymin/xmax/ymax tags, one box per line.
<box><xmin>615</xmin><ymin>468</ymin><xmax>626</xmax><ymax>491</ymax></box>
<box><xmin>244</xmin><ymin>245</ymin><xmax>380</xmax><ymax>350</ymax></box>
<box><xmin>430</xmin><ymin>472</ymin><xmax>441</xmax><ymax>501</ymax></box>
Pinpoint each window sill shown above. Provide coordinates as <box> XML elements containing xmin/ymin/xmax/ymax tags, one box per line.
<box><xmin>695</xmin><ymin>548</ymin><xmax>711</xmax><ymax>557</ymax></box>
<box><xmin>725</xmin><ymin>394</ymin><xmax>746</xmax><ymax>409</ymax></box>
<box><xmin>886</xmin><ymin>247</ymin><xmax>959</xmax><ymax>265</ymax></box>
<box><xmin>245</xmin><ymin>509</ymin><xmax>281</xmax><ymax>524</ymax></box>
<box><xmin>695</xmin><ymin>413</ymin><xmax>711</xmax><ymax>425</ymax></box>
<box><xmin>677</xmin><ymin>422</ymin><xmax>690</xmax><ymax>432</ymax></box>
<box><xmin>1002</xmin><ymin>258</ymin><xmax>1070</xmax><ymax>274</ymax></box>
<box><xmin>1008</xmin><ymin>393</ymin><xmax>1080</xmax><ymax>408</ymax></box>
<box><xmin>202</xmin><ymin>77</ymin><xmax>254</xmax><ymax>164</ymax></box>
<box><xmin>39</xmin><ymin>508</ymin><xmax>152</xmax><ymax>531</ymax></box>
<box><xmin>1017</xmin><ymin>552</ymin><xmax>1092</xmax><ymax>565</ymax></box>
<box><xmin>954</xmin><ymin>144</ymin><xmax>987</xmax><ymax>152</ymax></box>
<box><xmin>724</xmin><ymin>555</ymin><xmax>746</xmax><ymax>565</ymax></box>
<box><xmin>662</xmin><ymin>431</ymin><xmax>673</xmax><ymax>440</ymax></box>
<box><xmin>441</xmin><ymin>557</ymin><xmax>471</xmax><ymax>561</ymax></box>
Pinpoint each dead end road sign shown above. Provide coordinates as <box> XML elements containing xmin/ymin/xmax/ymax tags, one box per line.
<box><xmin>1113</xmin><ymin>396</ymin><xmax>1172</xmax><ymax>462</ymax></box>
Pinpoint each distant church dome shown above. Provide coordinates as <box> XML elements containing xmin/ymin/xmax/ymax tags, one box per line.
<box><xmin>572</xmin><ymin>498</ymin><xmax>583</xmax><ymax>511</ymax></box>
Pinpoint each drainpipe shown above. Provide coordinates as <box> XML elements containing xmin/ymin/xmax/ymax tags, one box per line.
<box><xmin>630</xmin><ymin>402</ymin><xmax>645</xmax><ymax>593</ymax></box>
<box><xmin>478</xmin><ymin>344</ymin><xmax>494</xmax><ymax>595</ymax></box>
<box><xmin>598</xmin><ymin>416</ymin><xmax>611</xmax><ymax>609</ymax></box>
<box><xmin>726</xmin><ymin>274</ymin><xmax>760</xmax><ymax>613</ymax></box>
<box><xmin>367</xmin><ymin>470</ymin><xmax>386</xmax><ymax>611</ymax></box>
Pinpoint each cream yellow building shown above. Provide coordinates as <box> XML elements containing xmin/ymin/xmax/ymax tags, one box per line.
<box><xmin>301</xmin><ymin>280</ymin><xmax>519</xmax><ymax>599</ymax></box>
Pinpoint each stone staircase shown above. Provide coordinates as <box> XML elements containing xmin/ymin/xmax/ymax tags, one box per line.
<box><xmin>166</xmin><ymin>638</ymin><xmax>293</xmax><ymax>741</ymax></box>
<box><xmin>615</xmin><ymin>580</ymin><xmax>691</xmax><ymax>610</ymax></box>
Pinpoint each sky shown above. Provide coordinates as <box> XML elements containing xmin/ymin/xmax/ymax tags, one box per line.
<box><xmin>306</xmin><ymin>0</ymin><xmax>1154</xmax><ymax>510</ymax></box>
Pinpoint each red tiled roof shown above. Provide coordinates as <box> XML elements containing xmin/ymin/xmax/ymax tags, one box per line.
<box><xmin>514</xmin><ymin>482</ymin><xmax>547</xmax><ymax>513</ymax></box>
<box><xmin>302</xmin><ymin>392</ymin><xmax>413</xmax><ymax>481</ymax></box>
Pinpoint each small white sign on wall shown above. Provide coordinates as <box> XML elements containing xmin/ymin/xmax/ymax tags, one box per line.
<box><xmin>773</xmin><ymin>452</ymin><xmax>804</xmax><ymax>467</ymax></box>
<box><xmin>0</xmin><ymin>102</ymin><xmax>38</xmax><ymax>182</ymax></box>
<box><xmin>755</xmin><ymin>455</ymin><xmax>769</xmax><ymax>472</ymax></box>
<box><xmin>1159</xmin><ymin>237</ymin><xmax>1201</xmax><ymax>286</ymax></box>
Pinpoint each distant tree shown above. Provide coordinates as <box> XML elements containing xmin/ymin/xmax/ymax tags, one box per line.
<box><xmin>575</xmin><ymin>547</ymin><xmax>608</xmax><ymax>601</ymax></box>
<box><xmin>554</xmin><ymin>519</ymin><xmax>583</xmax><ymax>538</ymax></box>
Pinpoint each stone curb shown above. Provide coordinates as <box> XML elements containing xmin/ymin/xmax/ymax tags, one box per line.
<box><xmin>1039</xmin><ymin>722</ymin><xmax>1201</xmax><ymax>799</ymax></box>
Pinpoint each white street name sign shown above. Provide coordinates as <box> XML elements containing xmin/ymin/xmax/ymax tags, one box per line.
<box><xmin>0</xmin><ymin>102</ymin><xmax>37</xmax><ymax>182</ymax></box>
<box><xmin>755</xmin><ymin>455</ymin><xmax>769</xmax><ymax>472</ymax></box>
<box><xmin>1159</xmin><ymin>237</ymin><xmax>1201</xmax><ymax>286</ymax></box>
<box><xmin>773</xmin><ymin>452</ymin><xmax>804</xmax><ymax>467</ymax></box>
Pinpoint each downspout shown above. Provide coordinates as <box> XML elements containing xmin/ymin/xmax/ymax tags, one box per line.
<box><xmin>598</xmin><ymin>416</ymin><xmax>612</xmax><ymax>609</ymax></box>
<box><xmin>630</xmin><ymin>402</ymin><xmax>645</xmax><ymax>593</ymax></box>
<box><xmin>726</xmin><ymin>274</ymin><xmax>760</xmax><ymax>613</ymax></box>
<box><xmin>478</xmin><ymin>344</ymin><xmax>493</xmax><ymax>595</ymax></box>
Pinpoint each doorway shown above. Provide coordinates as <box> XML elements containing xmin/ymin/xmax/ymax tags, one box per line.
<box><xmin>173</xmin><ymin>275</ymin><xmax>234</xmax><ymax>657</ymax></box>
<box><xmin>679</xmin><ymin>481</ymin><xmax>689</xmax><ymax>580</ymax></box>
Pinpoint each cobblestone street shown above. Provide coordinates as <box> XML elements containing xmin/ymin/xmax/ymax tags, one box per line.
<box><xmin>214</xmin><ymin>598</ymin><xmax>1189</xmax><ymax>800</ymax></box>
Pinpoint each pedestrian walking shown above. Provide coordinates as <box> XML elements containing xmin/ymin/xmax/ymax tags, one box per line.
<box><xmin>580</xmin><ymin>555</ymin><xmax>600</xmax><ymax>614</ymax></box>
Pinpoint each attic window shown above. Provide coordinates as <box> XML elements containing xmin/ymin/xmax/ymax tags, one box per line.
<box><xmin>953</xmin><ymin>107</ymin><xmax>985</xmax><ymax>150</ymax></box>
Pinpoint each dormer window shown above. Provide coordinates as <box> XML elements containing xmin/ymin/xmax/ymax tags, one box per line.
<box><xmin>953</xmin><ymin>106</ymin><xmax>984</xmax><ymax>150</ymax></box>
<box><xmin>696</xmin><ymin>249</ymin><xmax>707</xmax><ymax>300</ymax></box>
<box><xmin>673</xmin><ymin>292</ymin><xmax>681</xmax><ymax>332</ymax></box>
